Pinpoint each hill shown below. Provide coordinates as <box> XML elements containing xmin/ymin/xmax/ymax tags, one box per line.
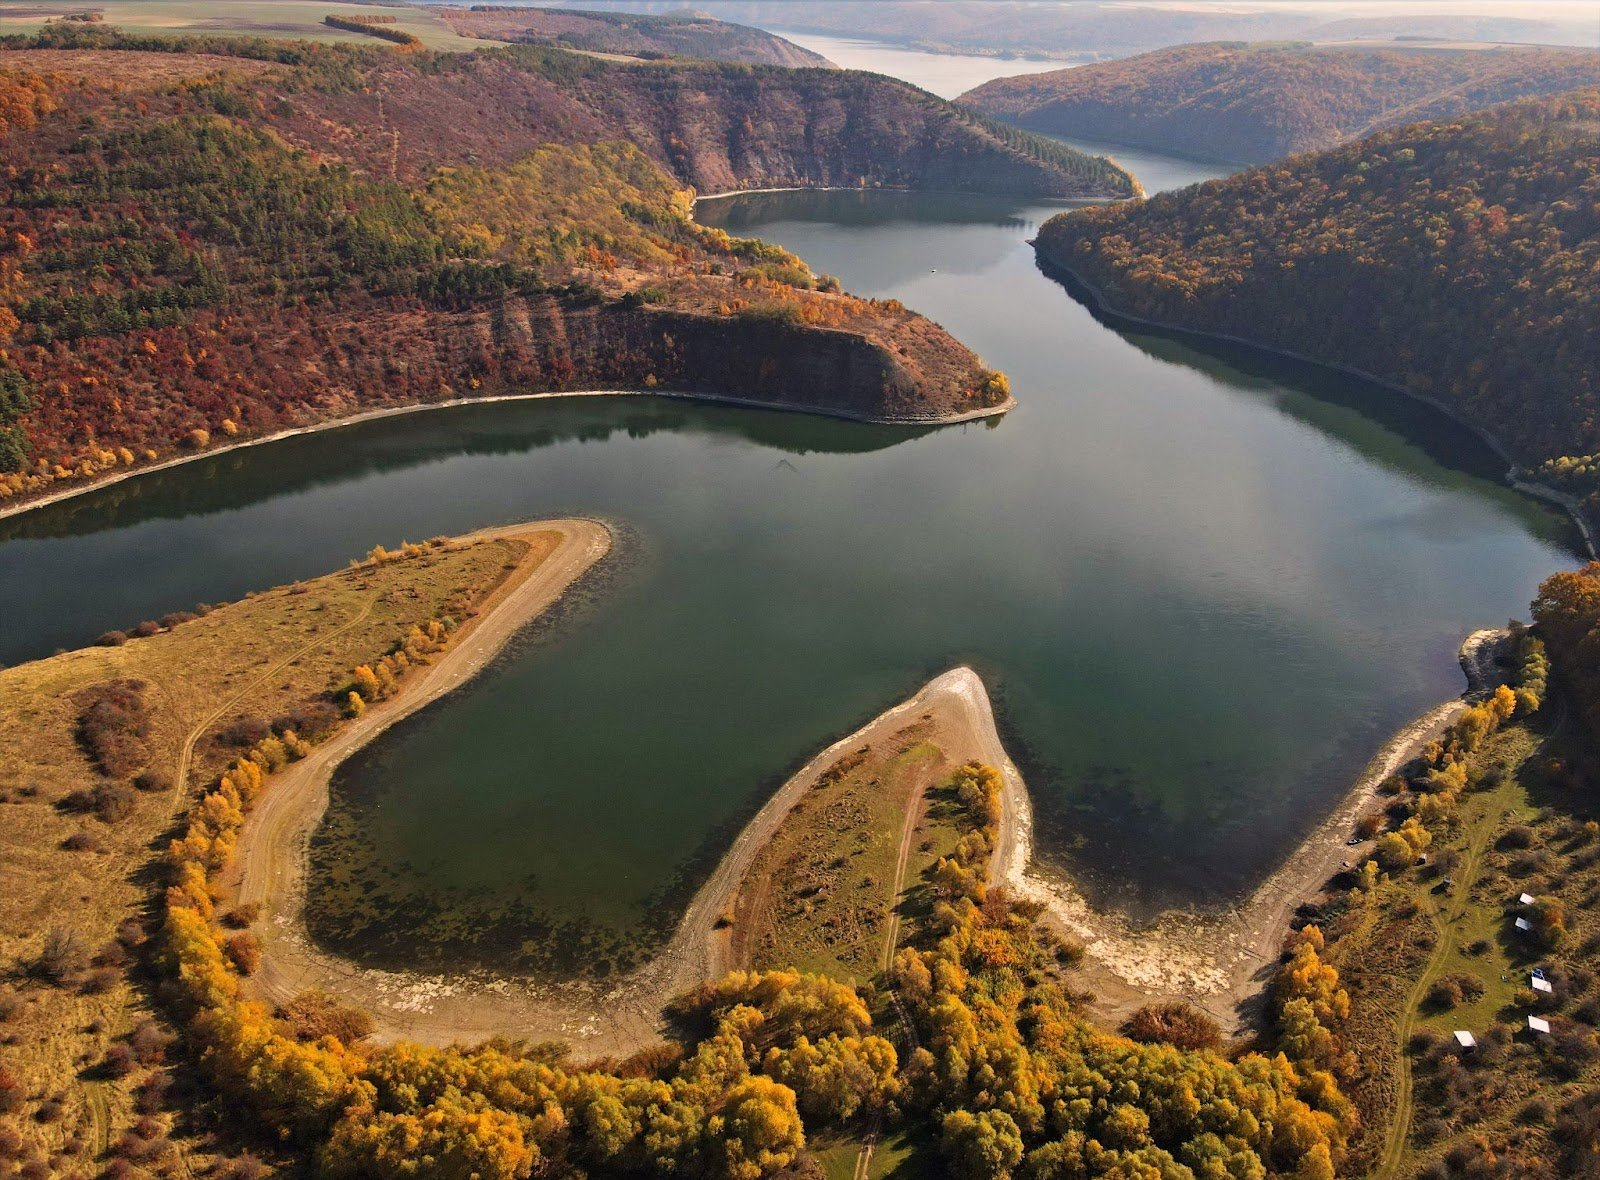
<box><xmin>1034</xmin><ymin>89</ymin><xmax>1600</xmax><ymax>528</ymax></box>
<box><xmin>962</xmin><ymin>42</ymin><xmax>1600</xmax><ymax>163</ymax></box>
<box><xmin>0</xmin><ymin>25</ymin><xmax>1132</xmax><ymax>510</ymax></box>
<box><xmin>438</xmin><ymin>4</ymin><xmax>830</xmax><ymax>66</ymax></box>
<box><xmin>554</xmin><ymin>0</ymin><xmax>1592</xmax><ymax>60</ymax></box>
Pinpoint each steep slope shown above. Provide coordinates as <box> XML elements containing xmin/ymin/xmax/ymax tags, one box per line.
<box><xmin>0</xmin><ymin>28</ymin><xmax>1131</xmax><ymax>510</ymax></box>
<box><xmin>963</xmin><ymin>42</ymin><xmax>1600</xmax><ymax>164</ymax></box>
<box><xmin>1034</xmin><ymin>90</ymin><xmax>1600</xmax><ymax>519</ymax></box>
<box><xmin>438</xmin><ymin>4</ymin><xmax>830</xmax><ymax>66</ymax></box>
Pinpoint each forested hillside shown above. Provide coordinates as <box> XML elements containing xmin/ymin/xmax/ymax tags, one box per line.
<box><xmin>1035</xmin><ymin>90</ymin><xmax>1600</xmax><ymax>526</ymax></box>
<box><xmin>962</xmin><ymin>42</ymin><xmax>1600</xmax><ymax>163</ymax></box>
<box><xmin>438</xmin><ymin>5</ymin><xmax>829</xmax><ymax>66</ymax></box>
<box><xmin>0</xmin><ymin>25</ymin><xmax>1130</xmax><ymax>508</ymax></box>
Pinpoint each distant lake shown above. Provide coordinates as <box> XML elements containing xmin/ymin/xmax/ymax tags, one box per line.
<box><xmin>771</xmin><ymin>28</ymin><xmax>1074</xmax><ymax>98</ymax></box>
<box><xmin>0</xmin><ymin>70</ymin><xmax>1578</xmax><ymax>978</ymax></box>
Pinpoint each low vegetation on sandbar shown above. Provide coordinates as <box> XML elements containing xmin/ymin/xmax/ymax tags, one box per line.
<box><xmin>0</xmin><ymin>530</ymin><xmax>548</xmax><ymax>1175</ymax></box>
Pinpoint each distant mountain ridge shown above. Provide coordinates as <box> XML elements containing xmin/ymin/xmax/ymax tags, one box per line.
<box><xmin>1034</xmin><ymin>89</ymin><xmax>1600</xmax><ymax>524</ymax></box>
<box><xmin>961</xmin><ymin>42</ymin><xmax>1600</xmax><ymax>163</ymax></box>
<box><xmin>438</xmin><ymin>5</ymin><xmax>830</xmax><ymax>66</ymax></box>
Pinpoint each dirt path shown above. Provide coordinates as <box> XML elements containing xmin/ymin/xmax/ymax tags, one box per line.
<box><xmin>996</xmin><ymin>630</ymin><xmax>1510</xmax><ymax>1033</ymax></box>
<box><xmin>1375</xmin><ymin>778</ymin><xmax>1511</xmax><ymax>1178</ymax></box>
<box><xmin>237</xmin><ymin>519</ymin><xmax>624</xmax><ymax>1047</ymax></box>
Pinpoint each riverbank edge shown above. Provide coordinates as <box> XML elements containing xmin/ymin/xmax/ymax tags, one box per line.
<box><xmin>0</xmin><ymin>385</ymin><xmax>1014</xmax><ymax>525</ymax></box>
<box><xmin>1032</xmin><ymin>248</ymin><xmax>1599</xmax><ymax>558</ymax></box>
<box><xmin>236</xmin><ymin>664</ymin><xmax>1018</xmax><ymax>1056</ymax></box>
<box><xmin>997</xmin><ymin>628</ymin><xmax>1509</xmax><ymax>1033</ymax></box>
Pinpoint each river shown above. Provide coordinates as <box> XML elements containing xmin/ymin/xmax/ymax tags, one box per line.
<box><xmin>0</xmin><ymin>57</ymin><xmax>1579</xmax><ymax>979</ymax></box>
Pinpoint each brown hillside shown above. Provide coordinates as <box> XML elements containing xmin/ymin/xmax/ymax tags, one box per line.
<box><xmin>962</xmin><ymin>42</ymin><xmax>1600</xmax><ymax>163</ymax></box>
<box><xmin>0</xmin><ymin>29</ymin><xmax>1131</xmax><ymax>508</ymax></box>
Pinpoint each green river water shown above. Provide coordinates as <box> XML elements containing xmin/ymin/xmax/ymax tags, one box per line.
<box><xmin>0</xmin><ymin>133</ymin><xmax>1579</xmax><ymax>978</ymax></box>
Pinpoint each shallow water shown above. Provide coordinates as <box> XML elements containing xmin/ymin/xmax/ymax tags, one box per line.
<box><xmin>0</xmin><ymin>136</ymin><xmax>1578</xmax><ymax>978</ymax></box>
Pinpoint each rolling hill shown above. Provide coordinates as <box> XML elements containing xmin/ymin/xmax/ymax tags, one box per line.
<box><xmin>438</xmin><ymin>4</ymin><xmax>830</xmax><ymax>66</ymax></box>
<box><xmin>962</xmin><ymin>42</ymin><xmax>1600</xmax><ymax>164</ymax></box>
<box><xmin>1034</xmin><ymin>89</ymin><xmax>1600</xmax><ymax>525</ymax></box>
<box><xmin>0</xmin><ymin>24</ymin><xmax>1132</xmax><ymax>510</ymax></box>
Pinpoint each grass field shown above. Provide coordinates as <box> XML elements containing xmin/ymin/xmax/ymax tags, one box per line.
<box><xmin>730</xmin><ymin>717</ymin><xmax>963</xmax><ymax>985</ymax></box>
<box><xmin>0</xmin><ymin>532</ymin><xmax>534</xmax><ymax>1176</ymax></box>
<box><xmin>1319</xmin><ymin>715</ymin><xmax>1600</xmax><ymax>1176</ymax></box>
<box><xmin>0</xmin><ymin>1</ymin><xmax>499</xmax><ymax>51</ymax></box>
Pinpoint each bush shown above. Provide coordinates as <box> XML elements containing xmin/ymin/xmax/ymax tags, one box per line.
<box><xmin>94</xmin><ymin>631</ymin><xmax>128</xmax><ymax>647</ymax></box>
<box><xmin>0</xmin><ymin>1066</ymin><xmax>22</xmax><ymax>1113</ymax></box>
<box><xmin>102</xmin><ymin>1044</ymin><xmax>136</xmax><ymax>1077</ymax></box>
<box><xmin>224</xmin><ymin>932</ymin><xmax>261</xmax><ymax>975</ymax></box>
<box><xmin>133</xmin><ymin>770</ymin><xmax>172</xmax><ymax>793</ymax></box>
<box><xmin>221</xmin><ymin>903</ymin><xmax>260</xmax><ymax>929</ymax></box>
<box><xmin>277</xmin><ymin>990</ymin><xmax>375</xmax><ymax>1044</ymax></box>
<box><xmin>29</xmin><ymin>927</ymin><xmax>86</xmax><ymax>984</ymax></box>
<box><xmin>60</xmin><ymin>830</ymin><xmax>104</xmax><ymax>852</ymax></box>
<box><xmin>1122</xmin><ymin>1001</ymin><xmax>1223</xmax><ymax>1051</ymax></box>
<box><xmin>1500</xmin><ymin>825</ymin><xmax>1536</xmax><ymax>850</ymax></box>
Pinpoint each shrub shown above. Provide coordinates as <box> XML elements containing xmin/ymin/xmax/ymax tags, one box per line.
<box><xmin>94</xmin><ymin>631</ymin><xmax>127</xmax><ymax>647</ymax></box>
<box><xmin>221</xmin><ymin>903</ymin><xmax>260</xmax><ymax>929</ymax></box>
<box><xmin>102</xmin><ymin>1044</ymin><xmax>136</xmax><ymax>1077</ymax></box>
<box><xmin>0</xmin><ymin>1066</ymin><xmax>22</xmax><ymax>1113</ymax></box>
<box><xmin>133</xmin><ymin>770</ymin><xmax>171</xmax><ymax>793</ymax></box>
<box><xmin>224</xmin><ymin>932</ymin><xmax>261</xmax><ymax>975</ymax></box>
<box><xmin>130</xmin><ymin>1020</ymin><xmax>173</xmax><ymax>1065</ymax></box>
<box><xmin>277</xmin><ymin>990</ymin><xmax>375</xmax><ymax>1044</ymax></box>
<box><xmin>30</xmin><ymin>927</ymin><xmax>86</xmax><ymax>984</ymax></box>
<box><xmin>60</xmin><ymin>830</ymin><xmax>103</xmax><ymax>852</ymax></box>
<box><xmin>74</xmin><ymin>680</ymin><xmax>151</xmax><ymax>778</ymax></box>
<box><xmin>1500</xmin><ymin>825</ymin><xmax>1536</xmax><ymax>850</ymax></box>
<box><xmin>1122</xmin><ymin>1001</ymin><xmax>1223</xmax><ymax>1051</ymax></box>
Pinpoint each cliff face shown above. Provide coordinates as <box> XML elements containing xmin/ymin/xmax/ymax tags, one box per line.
<box><xmin>0</xmin><ymin>33</ymin><xmax>1038</xmax><ymax>508</ymax></box>
<box><xmin>438</xmin><ymin>6</ymin><xmax>830</xmax><ymax>68</ymax></box>
<box><xmin>566</xmin><ymin>63</ymin><xmax>1132</xmax><ymax>196</ymax></box>
<box><xmin>290</xmin><ymin>49</ymin><xmax>1136</xmax><ymax>198</ymax></box>
<box><xmin>962</xmin><ymin>43</ymin><xmax>1600</xmax><ymax>164</ymax></box>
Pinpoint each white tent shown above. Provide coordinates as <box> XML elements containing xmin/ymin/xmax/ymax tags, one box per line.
<box><xmin>1532</xmin><ymin>976</ymin><xmax>1554</xmax><ymax>994</ymax></box>
<box><xmin>1453</xmin><ymin>1030</ymin><xmax>1477</xmax><ymax>1050</ymax></box>
<box><xmin>1515</xmin><ymin>917</ymin><xmax>1533</xmax><ymax>933</ymax></box>
<box><xmin>1528</xmin><ymin>1016</ymin><xmax>1552</xmax><ymax>1035</ymax></box>
<box><xmin>1519</xmin><ymin>892</ymin><xmax>1537</xmax><ymax>906</ymax></box>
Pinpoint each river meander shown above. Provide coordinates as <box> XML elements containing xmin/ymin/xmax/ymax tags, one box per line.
<box><xmin>0</xmin><ymin>106</ymin><xmax>1579</xmax><ymax>979</ymax></box>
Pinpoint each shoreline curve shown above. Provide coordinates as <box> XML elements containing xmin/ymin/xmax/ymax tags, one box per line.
<box><xmin>1033</xmin><ymin>250</ymin><xmax>1598</xmax><ymax>559</ymax></box>
<box><xmin>0</xmin><ymin>386</ymin><xmax>1014</xmax><ymax>526</ymax></box>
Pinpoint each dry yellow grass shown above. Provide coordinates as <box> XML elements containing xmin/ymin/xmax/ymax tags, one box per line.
<box><xmin>0</xmin><ymin>532</ymin><xmax>540</xmax><ymax>1175</ymax></box>
<box><xmin>729</xmin><ymin>715</ymin><xmax>964</xmax><ymax>985</ymax></box>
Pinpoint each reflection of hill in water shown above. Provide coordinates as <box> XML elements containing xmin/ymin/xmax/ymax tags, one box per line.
<box><xmin>0</xmin><ymin>396</ymin><xmax>934</xmax><ymax>542</ymax></box>
<box><xmin>698</xmin><ymin>187</ymin><xmax>1086</xmax><ymax>232</ymax></box>
<box><xmin>1037</xmin><ymin>254</ymin><xmax>1580</xmax><ymax>541</ymax></box>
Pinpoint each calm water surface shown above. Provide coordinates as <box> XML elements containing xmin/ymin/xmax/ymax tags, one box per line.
<box><xmin>0</xmin><ymin>145</ymin><xmax>1578</xmax><ymax>976</ymax></box>
<box><xmin>770</xmin><ymin>28</ymin><xmax>1074</xmax><ymax>98</ymax></box>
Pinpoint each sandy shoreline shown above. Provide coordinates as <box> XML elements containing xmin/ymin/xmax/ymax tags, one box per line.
<box><xmin>237</xmin><ymin>661</ymin><xmax>1019</xmax><ymax>1057</ymax></box>
<box><xmin>237</xmin><ymin>608</ymin><xmax>1504</xmax><ymax>1053</ymax></box>
<box><xmin>996</xmin><ymin>628</ymin><xmax>1509</xmax><ymax>1031</ymax></box>
<box><xmin>0</xmin><ymin>386</ymin><xmax>1012</xmax><ymax>525</ymax></box>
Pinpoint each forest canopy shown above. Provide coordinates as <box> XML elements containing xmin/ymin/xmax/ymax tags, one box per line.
<box><xmin>1036</xmin><ymin>88</ymin><xmax>1600</xmax><ymax>526</ymax></box>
